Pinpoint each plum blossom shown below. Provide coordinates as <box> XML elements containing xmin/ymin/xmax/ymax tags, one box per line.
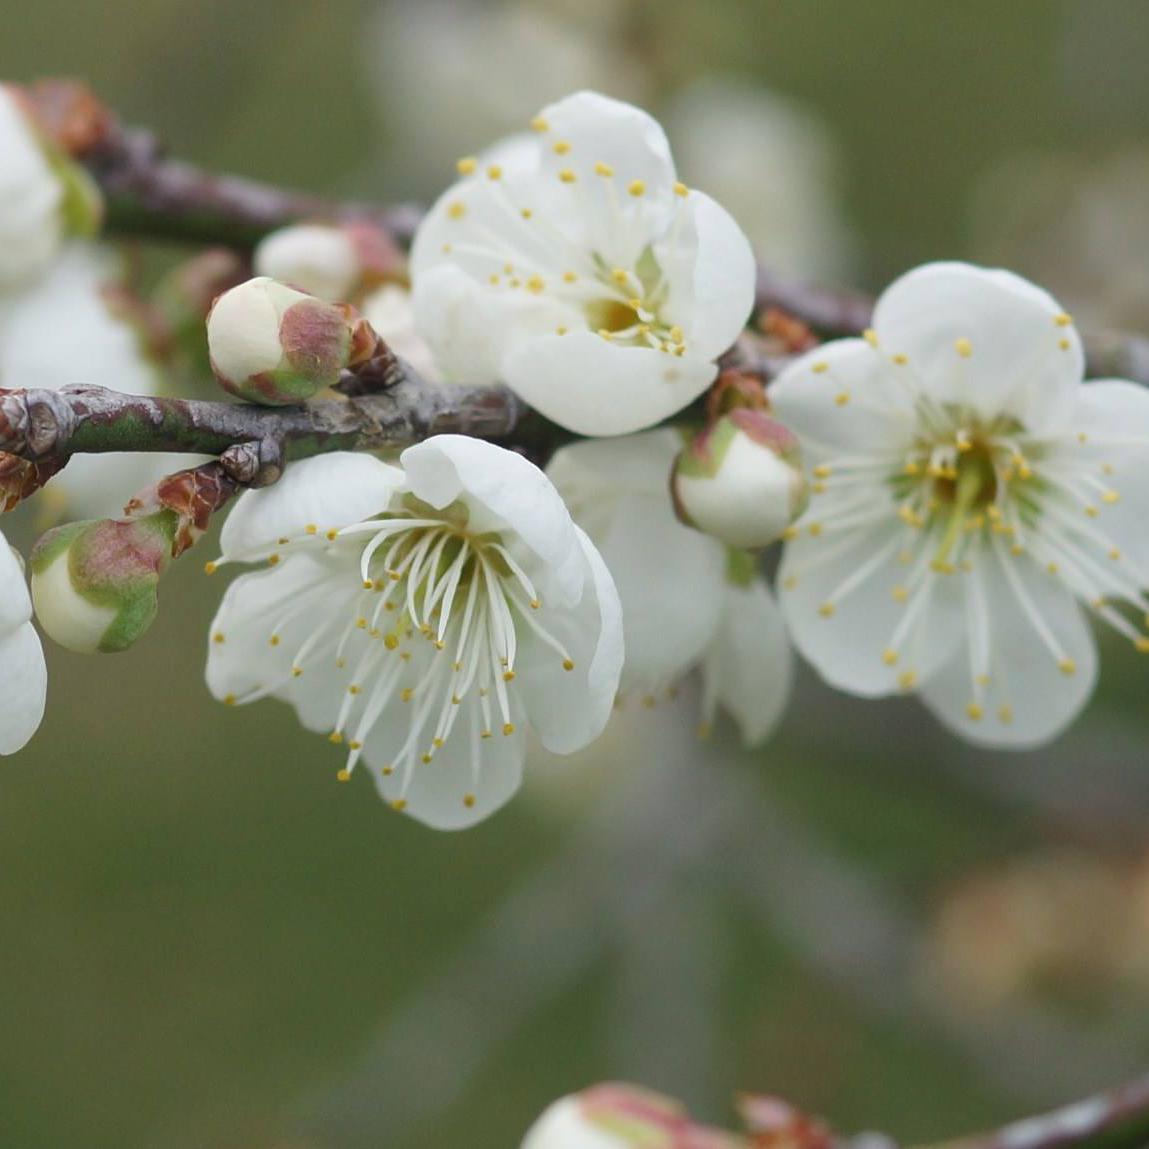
<box><xmin>410</xmin><ymin>91</ymin><xmax>756</xmax><ymax>436</ymax></box>
<box><xmin>205</xmin><ymin>438</ymin><xmax>623</xmax><ymax>829</ymax></box>
<box><xmin>548</xmin><ymin>429</ymin><xmax>792</xmax><ymax>744</ymax></box>
<box><xmin>0</xmin><ymin>243</ymin><xmax>193</xmax><ymax>519</ymax></box>
<box><xmin>0</xmin><ymin>84</ymin><xmax>65</xmax><ymax>290</ymax></box>
<box><xmin>772</xmin><ymin>261</ymin><xmax>1149</xmax><ymax>748</ymax></box>
<box><xmin>0</xmin><ymin>531</ymin><xmax>47</xmax><ymax>755</ymax></box>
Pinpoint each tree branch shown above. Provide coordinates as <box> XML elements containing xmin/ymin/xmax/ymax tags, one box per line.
<box><xmin>0</xmin><ymin>369</ymin><xmax>533</xmax><ymax>468</ymax></box>
<box><xmin>921</xmin><ymin>1071</ymin><xmax>1149</xmax><ymax>1149</ymax></box>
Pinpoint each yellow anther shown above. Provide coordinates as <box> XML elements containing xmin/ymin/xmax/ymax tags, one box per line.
<box><xmin>1057</xmin><ymin>658</ymin><xmax>1076</xmax><ymax>676</ymax></box>
<box><xmin>673</xmin><ymin>181</ymin><xmax>689</xmax><ymax>197</ymax></box>
<box><xmin>329</xmin><ymin>731</ymin><xmax>344</xmax><ymax>745</ymax></box>
<box><xmin>204</xmin><ymin>561</ymin><xmax>218</xmax><ymax>575</ymax></box>
<box><xmin>628</xmin><ymin>179</ymin><xmax>646</xmax><ymax>196</ymax></box>
<box><xmin>1103</xmin><ymin>490</ymin><xmax>1120</xmax><ymax>504</ymax></box>
<box><xmin>355</xmin><ymin>617</ymin><xmax>367</xmax><ymax>630</ymax></box>
<box><xmin>1010</xmin><ymin>543</ymin><xmax>1025</xmax><ymax>556</ymax></box>
<box><xmin>897</xmin><ymin>670</ymin><xmax>917</xmax><ymax>690</ymax></box>
<box><xmin>611</xmin><ymin>267</ymin><xmax>629</xmax><ymax>284</ymax></box>
<box><xmin>558</xmin><ymin>168</ymin><xmax>577</xmax><ymax>183</ymax></box>
<box><xmin>562</xmin><ymin>658</ymin><xmax>576</xmax><ymax>671</ymax></box>
<box><xmin>881</xmin><ymin>649</ymin><xmax>898</xmax><ymax>666</ymax></box>
<box><xmin>336</xmin><ymin>769</ymin><xmax>351</xmax><ymax>782</ymax></box>
<box><xmin>383</xmin><ymin>634</ymin><xmax>399</xmax><ymax>650</ymax></box>
<box><xmin>1135</xmin><ymin>637</ymin><xmax>1149</xmax><ymax>654</ymax></box>
<box><xmin>811</xmin><ymin>361</ymin><xmax>829</xmax><ymax>374</ymax></box>
<box><xmin>966</xmin><ymin>702</ymin><xmax>984</xmax><ymax>721</ymax></box>
<box><xmin>598</xmin><ymin>329</ymin><xmax>614</xmax><ymax>341</ymax></box>
<box><xmin>781</xmin><ymin>527</ymin><xmax>798</xmax><ymax>542</ymax></box>
<box><xmin>594</xmin><ymin>161</ymin><xmax>614</xmax><ymax>177</ymax></box>
<box><xmin>447</xmin><ymin>201</ymin><xmax>466</xmax><ymax>220</ymax></box>
<box><xmin>818</xmin><ymin>602</ymin><xmax>836</xmax><ymax>618</ymax></box>
<box><xmin>326</xmin><ymin>529</ymin><xmax>338</xmax><ymax>541</ymax></box>
<box><xmin>502</xmin><ymin>722</ymin><xmax>516</xmax><ymax>736</ymax></box>
<box><xmin>348</xmin><ymin>684</ymin><xmax>361</xmax><ymax>696</ymax></box>
<box><xmin>556</xmin><ymin>326</ymin><xmax>568</xmax><ymax>336</ymax></box>
<box><xmin>487</xmin><ymin>164</ymin><xmax>503</xmax><ymax>180</ymax></box>
<box><xmin>863</xmin><ymin>328</ymin><xmax>879</xmax><ymax>347</ymax></box>
<box><xmin>892</xmin><ymin>586</ymin><xmax>909</xmax><ymax>603</ymax></box>
<box><xmin>391</xmin><ymin>799</ymin><xmax>407</xmax><ymax>812</ymax></box>
<box><xmin>1055</xmin><ymin>312</ymin><xmax>1072</xmax><ymax>327</ymax></box>
<box><xmin>1058</xmin><ymin>338</ymin><xmax>1071</xmax><ymax>351</ymax></box>
<box><xmin>349</xmin><ymin>740</ymin><xmax>362</xmax><ymax>751</ymax></box>
<box><xmin>212</xmin><ymin>632</ymin><xmax>225</xmax><ymax>644</ymax></box>
<box><xmin>223</xmin><ymin>693</ymin><xmax>236</xmax><ymax>706</ymax></box>
<box><xmin>292</xmin><ymin>667</ymin><xmax>303</xmax><ymax>678</ymax></box>
<box><xmin>834</xmin><ymin>392</ymin><xmax>850</xmax><ymax>406</ymax></box>
<box><xmin>552</xmin><ymin>139</ymin><xmax>571</xmax><ymax>155</ymax></box>
<box><xmin>893</xmin><ymin>353</ymin><xmax>909</xmax><ymax>366</ymax></box>
<box><xmin>812</xmin><ymin>465</ymin><xmax>832</xmax><ymax>479</ymax></box>
<box><xmin>669</xmin><ymin>325</ymin><xmax>685</xmax><ymax>344</ymax></box>
<box><xmin>1085</xmin><ymin>505</ymin><xmax>1099</xmax><ymax>518</ymax></box>
<box><xmin>421</xmin><ymin>753</ymin><xmax>433</xmax><ymax>764</ymax></box>
<box><xmin>456</xmin><ymin>156</ymin><xmax>477</xmax><ymax>175</ymax></box>
<box><xmin>808</xmin><ymin>523</ymin><xmax>824</xmax><ymax>537</ymax></box>
<box><xmin>267</xmin><ymin>554</ymin><xmax>280</xmax><ymax>566</ymax></box>
<box><xmin>1109</xmin><ymin>548</ymin><xmax>1121</xmax><ymax>561</ymax></box>
<box><xmin>503</xmin><ymin>670</ymin><xmax>516</xmax><ymax>682</ymax></box>
<box><xmin>520</xmin><ymin>208</ymin><xmax>533</xmax><ymax>219</ymax></box>
<box><xmin>1047</xmin><ymin>562</ymin><xmax>1059</xmax><ymax>575</ymax></box>
<box><xmin>269</xmin><ymin>635</ymin><xmax>280</xmax><ymax>647</ymax></box>
<box><xmin>562</xmin><ymin>271</ymin><xmax>577</xmax><ymax>283</ymax></box>
<box><xmin>527</xmin><ymin>275</ymin><xmax>545</xmax><ymax>294</ymax></box>
<box><xmin>530</xmin><ymin>116</ymin><xmax>548</xmax><ymax>132</ymax></box>
<box><xmin>998</xmin><ymin>705</ymin><xmax>1014</xmax><ymax>724</ymax></box>
<box><xmin>305</xmin><ymin>523</ymin><xmax>318</xmax><ymax>535</ymax></box>
<box><xmin>400</xmin><ymin>688</ymin><xmax>414</xmax><ymax>702</ymax></box>
<box><xmin>955</xmin><ymin>337</ymin><xmax>973</xmax><ymax>358</ymax></box>
<box><xmin>463</xmin><ymin>793</ymin><xmax>476</xmax><ymax>808</ymax></box>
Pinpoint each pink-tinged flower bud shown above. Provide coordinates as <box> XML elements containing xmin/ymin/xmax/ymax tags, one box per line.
<box><xmin>206</xmin><ymin>276</ymin><xmax>377</xmax><ymax>405</ymax></box>
<box><xmin>522</xmin><ymin>1084</ymin><xmax>744</xmax><ymax>1148</ymax></box>
<box><xmin>29</xmin><ymin>512</ymin><xmax>175</xmax><ymax>654</ymax></box>
<box><xmin>254</xmin><ymin>222</ymin><xmax>404</xmax><ymax>302</ymax></box>
<box><xmin>672</xmin><ymin>409</ymin><xmax>808</xmax><ymax>550</ymax></box>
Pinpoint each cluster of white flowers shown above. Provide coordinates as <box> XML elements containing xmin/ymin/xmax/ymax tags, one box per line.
<box><xmin>4</xmin><ymin>85</ymin><xmax>1149</xmax><ymax>828</ymax></box>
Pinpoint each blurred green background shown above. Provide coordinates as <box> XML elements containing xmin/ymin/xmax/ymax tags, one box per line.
<box><xmin>4</xmin><ymin>2</ymin><xmax>1149</xmax><ymax>1146</ymax></box>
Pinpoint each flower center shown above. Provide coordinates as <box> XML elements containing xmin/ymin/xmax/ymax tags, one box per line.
<box><xmin>240</xmin><ymin>508</ymin><xmax>578</xmax><ymax>807</ymax></box>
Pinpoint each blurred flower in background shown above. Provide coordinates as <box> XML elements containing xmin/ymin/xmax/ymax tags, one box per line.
<box><xmin>665</xmin><ymin>79</ymin><xmax>857</xmax><ymax>285</ymax></box>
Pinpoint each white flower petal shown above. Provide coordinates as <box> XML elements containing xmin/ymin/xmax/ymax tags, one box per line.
<box><xmin>521</xmin><ymin>1096</ymin><xmax>624</xmax><ymax>1149</ymax></box>
<box><xmin>219</xmin><ymin>453</ymin><xmax>404</xmax><ymax>562</ymax></box>
<box><xmin>546</xmin><ymin>427</ymin><xmax>682</xmax><ymax>499</ymax></box>
<box><xmin>779</xmin><ymin>520</ymin><xmax>964</xmax><ymax>697</ymax></box>
<box><xmin>535</xmin><ymin>90</ymin><xmax>676</xmax><ymax>193</ymax></box>
<box><xmin>1066</xmin><ymin>379</ymin><xmax>1149</xmax><ymax>578</ymax></box>
<box><xmin>504</xmin><ymin>332</ymin><xmax>716</xmax><ymax>437</ymax></box>
<box><xmin>597</xmin><ymin>493</ymin><xmax>725</xmax><ymax>692</ymax></box>
<box><xmin>0</xmin><ymin>536</ymin><xmax>32</xmax><ymax>633</ymax></box>
<box><xmin>920</xmin><ymin>545</ymin><xmax>1098</xmax><ymax>749</ymax></box>
<box><xmin>656</xmin><ymin>190</ymin><xmax>756</xmax><ymax>360</ymax></box>
<box><xmin>0</xmin><ymin>623</ymin><xmax>47</xmax><ymax>755</ymax></box>
<box><xmin>702</xmin><ymin>578</ymin><xmax>792</xmax><ymax>746</ymax></box>
<box><xmin>400</xmin><ymin>435</ymin><xmax>585</xmax><ymax>604</ymax></box>
<box><xmin>768</xmin><ymin>338</ymin><xmax>917</xmax><ymax>458</ymax></box>
<box><xmin>516</xmin><ymin>526</ymin><xmax>623</xmax><ymax>753</ymax></box>
<box><xmin>872</xmin><ymin>261</ymin><xmax>1083</xmax><ymax>435</ymax></box>
<box><xmin>366</xmin><ymin>694</ymin><xmax>526</xmax><ymax>831</ymax></box>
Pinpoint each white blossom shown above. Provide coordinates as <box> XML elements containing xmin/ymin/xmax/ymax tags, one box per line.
<box><xmin>0</xmin><ymin>243</ymin><xmax>192</xmax><ymax>519</ymax></box>
<box><xmin>0</xmin><ymin>84</ymin><xmax>64</xmax><ymax>290</ymax></box>
<box><xmin>772</xmin><ymin>260</ymin><xmax>1149</xmax><ymax>749</ymax></box>
<box><xmin>548</xmin><ymin>429</ymin><xmax>791</xmax><ymax>744</ymax></box>
<box><xmin>410</xmin><ymin>91</ymin><xmax>756</xmax><ymax>436</ymax></box>
<box><xmin>0</xmin><ymin>532</ymin><xmax>47</xmax><ymax>755</ymax></box>
<box><xmin>206</xmin><ymin>438</ymin><xmax>623</xmax><ymax>829</ymax></box>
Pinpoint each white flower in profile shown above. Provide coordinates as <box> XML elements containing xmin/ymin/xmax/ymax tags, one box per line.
<box><xmin>410</xmin><ymin>91</ymin><xmax>756</xmax><ymax>436</ymax></box>
<box><xmin>772</xmin><ymin>260</ymin><xmax>1149</xmax><ymax>749</ymax></box>
<box><xmin>665</xmin><ymin>78</ymin><xmax>857</xmax><ymax>284</ymax></box>
<box><xmin>0</xmin><ymin>243</ymin><xmax>194</xmax><ymax>519</ymax></box>
<box><xmin>205</xmin><ymin>438</ymin><xmax>623</xmax><ymax>829</ymax></box>
<box><xmin>0</xmin><ymin>531</ymin><xmax>47</xmax><ymax>755</ymax></box>
<box><xmin>0</xmin><ymin>84</ymin><xmax>65</xmax><ymax>290</ymax></box>
<box><xmin>522</xmin><ymin>1083</ymin><xmax>743</xmax><ymax>1149</ymax></box>
<box><xmin>548</xmin><ymin>429</ymin><xmax>792</xmax><ymax>744</ymax></box>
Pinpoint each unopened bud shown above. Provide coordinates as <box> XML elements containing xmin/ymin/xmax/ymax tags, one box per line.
<box><xmin>254</xmin><ymin>224</ymin><xmax>361</xmax><ymax>302</ymax></box>
<box><xmin>30</xmin><ymin>513</ymin><xmax>175</xmax><ymax>653</ymax></box>
<box><xmin>672</xmin><ymin>410</ymin><xmax>808</xmax><ymax>550</ymax></box>
<box><xmin>206</xmin><ymin>276</ymin><xmax>377</xmax><ymax>405</ymax></box>
<box><xmin>522</xmin><ymin>1084</ymin><xmax>743</xmax><ymax>1149</ymax></box>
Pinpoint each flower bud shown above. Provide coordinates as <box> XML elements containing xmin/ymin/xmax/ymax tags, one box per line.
<box><xmin>30</xmin><ymin>513</ymin><xmax>175</xmax><ymax>654</ymax></box>
<box><xmin>254</xmin><ymin>224</ymin><xmax>361</xmax><ymax>302</ymax></box>
<box><xmin>522</xmin><ymin>1084</ymin><xmax>743</xmax><ymax>1149</ymax></box>
<box><xmin>672</xmin><ymin>409</ymin><xmax>808</xmax><ymax>550</ymax></box>
<box><xmin>206</xmin><ymin>276</ymin><xmax>377</xmax><ymax>405</ymax></box>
